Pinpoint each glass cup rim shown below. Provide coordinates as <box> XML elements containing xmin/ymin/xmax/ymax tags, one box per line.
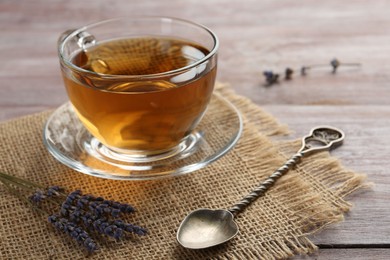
<box><xmin>58</xmin><ymin>16</ymin><xmax>219</xmax><ymax>80</ymax></box>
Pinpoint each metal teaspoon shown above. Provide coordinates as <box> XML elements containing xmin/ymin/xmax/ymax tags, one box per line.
<box><xmin>177</xmin><ymin>126</ymin><xmax>345</xmax><ymax>249</ymax></box>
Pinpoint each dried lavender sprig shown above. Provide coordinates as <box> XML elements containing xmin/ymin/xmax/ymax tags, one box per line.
<box><xmin>301</xmin><ymin>58</ymin><xmax>361</xmax><ymax>75</ymax></box>
<box><xmin>300</xmin><ymin>64</ymin><xmax>328</xmax><ymax>76</ymax></box>
<box><xmin>56</xmin><ymin>190</ymin><xmax>147</xmax><ymax>241</ymax></box>
<box><xmin>0</xmin><ymin>171</ymin><xmax>147</xmax><ymax>254</ymax></box>
<box><xmin>48</xmin><ymin>214</ymin><xmax>98</xmax><ymax>253</ymax></box>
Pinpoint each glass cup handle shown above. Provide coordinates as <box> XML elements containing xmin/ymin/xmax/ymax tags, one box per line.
<box><xmin>57</xmin><ymin>29</ymin><xmax>96</xmax><ymax>50</ymax></box>
<box><xmin>57</xmin><ymin>29</ymin><xmax>76</xmax><ymax>46</ymax></box>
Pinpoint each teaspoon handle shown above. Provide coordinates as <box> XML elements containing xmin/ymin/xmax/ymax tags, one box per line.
<box><xmin>228</xmin><ymin>152</ymin><xmax>304</xmax><ymax>216</ymax></box>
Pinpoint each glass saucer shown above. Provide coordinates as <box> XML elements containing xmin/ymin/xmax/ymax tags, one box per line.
<box><xmin>43</xmin><ymin>93</ymin><xmax>243</xmax><ymax>180</ymax></box>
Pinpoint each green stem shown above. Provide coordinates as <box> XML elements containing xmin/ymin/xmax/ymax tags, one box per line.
<box><xmin>0</xmin><ymin>172</ymin><xmax>68</xmax><ymax>198</ymax></box>
<box><xmin>2</xmin><ymin>181</ymin><xmax>48</xmax><ymax>215</ymax></box>
<box><xmin>0</xmin><ymin>171</ymin><xmax>46</xmax><ymax>189</ymax></box>
<box><xmin>0</xmin><ymin>176</ymin><xmax>38</xmax><ymax>193</ymax></box>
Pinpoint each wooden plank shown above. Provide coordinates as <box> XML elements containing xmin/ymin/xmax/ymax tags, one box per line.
<box><xmin>295</xmin><ymin>249</ymin><xmax>390</xmax><ymax>260</ymax></box>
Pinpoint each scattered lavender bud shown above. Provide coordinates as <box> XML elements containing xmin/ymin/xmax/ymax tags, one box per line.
<box><xmin>263</xmin><ymin>70</ymin><xmax>279</xmax><ymax>86</ymax></box>
<box><xmin>330</xmin><ymin>58</ymin><xmax>340</xmax><ymax>73</ymax></box>
<box><xmin>285</xmin><ymin>67</ymin><xmax>294</xmax><ymax>80</ymax></box>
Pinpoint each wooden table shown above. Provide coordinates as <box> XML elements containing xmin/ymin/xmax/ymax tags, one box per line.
<box><xmin>1</xmin><ymin>0</ymin><xmax>389</xmax><ymax>259</ymax></box>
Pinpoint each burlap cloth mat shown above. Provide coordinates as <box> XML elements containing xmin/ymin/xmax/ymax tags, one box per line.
<box><xmin>0</xmin><ymin>83</ymin><xmax>368</xmax><ymax>259</ymax></box>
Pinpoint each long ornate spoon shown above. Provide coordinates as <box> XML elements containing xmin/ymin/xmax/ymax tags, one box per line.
<box><xmin>177</xmin><ymin>126</ymin><xmax>345</xmax><ymax>249</ymax></box>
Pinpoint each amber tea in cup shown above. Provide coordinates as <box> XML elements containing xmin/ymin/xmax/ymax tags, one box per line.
<box><xmin>58</xmin><ymin>17</ymin><xmax>218</xmax><ymax>161</ymax></box>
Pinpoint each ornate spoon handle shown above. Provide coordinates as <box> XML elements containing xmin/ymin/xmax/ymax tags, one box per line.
<box><xmin>228</xmin><ymin>126</ymin><xmax>345</xmax><ymax>216</ymax></box>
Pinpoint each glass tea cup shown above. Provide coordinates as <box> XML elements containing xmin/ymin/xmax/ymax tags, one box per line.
<box><xmin>58</xmin><ymin>17</ymin><xmax>218</xmax><ymax>163</ymax></box>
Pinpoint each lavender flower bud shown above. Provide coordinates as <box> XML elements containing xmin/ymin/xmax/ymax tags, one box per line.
<box><xmin>48</xmin><ymin>215</ymin><xmax>57</xmax><ymax>223</ymax></box>
<box><xmin>330</xmin><ymin>58</ymin><xmax>340</xmax><ymax>73</ymax></box>
<box><xmin>105</xmin><ymin>200</ymin><xmax>135</xmax><ymax>214</ymax></box>
<box><xmin>54</xmin><ymin>220</ymin><xmax>64</xmax><ymax>231</ymax></box>
<box><xmin>69</xmin><ymin>209</ymin><xmax>82</xmax><ymax>222</ymax></box>
<box><xmin>68</xmin><ymin>190</ymin><xmax>81</xmax><ymax>201</ymax></box>
<box><xmin>133</xmin><ymin>226</ymin><xmax>148</xmax><ymax>236</ymax></box>
<box><xmin>111</xmin><ymin>209</ymin><xmax>121</xmax><ymax>217</ymax></box>
<box><xmin>60</xmin><ymin>208</ymin><xmax>68</xmax><ymax>216</ymax></box>
<box><xmin>80</xmin><ymin>198</ymin><xmax>89</xmax><ymax>205</ymax></box>
<box><xmin>119</xmin><ymin>204</ymin><xmax>135</xmax><ymax>214</ymax></box>
<box><xmin>285</xmin><ymin>67</ymin><xmax>294</xmax><ymax>80</ymax></box>
<box><xmin>46</xmin><ymin>186</ymin><xmax>62</xmax><ymax>197</ymax></box>
<box><xmin>263</xmin><ymin>70</ymin><xmax>279</xmax><ymax>86</ymax></box>
<box><xmin>64</xmin><ymin>196</ymin><xmax>74</xmax><ymax>205</ymax></box>
<box><xmin>125</xmin><ymin>224</ymin><xmax>148</xmax><ymax>236</ymax></box>
<box><xmin>83</xmin><ymin>238</ymin><xmax>98</xmax><ymax>252</ymax></box>
<box><xmin>29</xmin><ymin>190</ymin><xmax>46</xmax><ymax>204</ymax></box>
<box><xmin>60</xmin><ymin>199</ymin><xmax>73</xmax><ymax>217</ymax></box>
<box><xmin>104</xmin><ymin>226</ymin><xmax>114</xmax><ymax>236</ymax></box>
<box><xmin>113</xmin><ymin>228</ymin><xmax>123</xmax><ymax>240</ymax></box>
